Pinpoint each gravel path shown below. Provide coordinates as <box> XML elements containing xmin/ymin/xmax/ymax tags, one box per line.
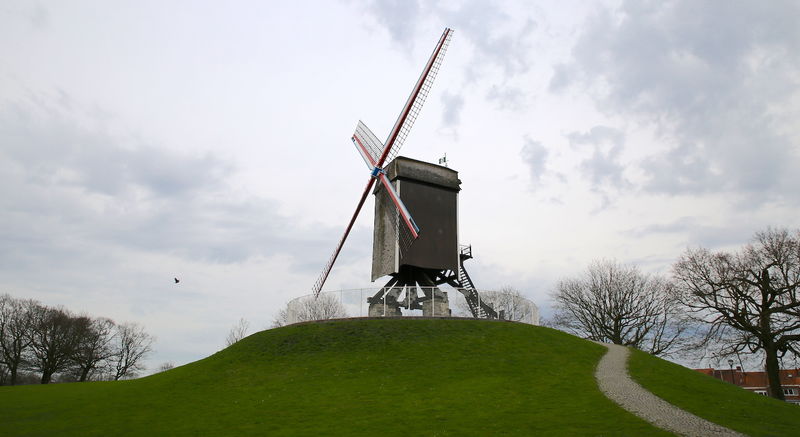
<box><xmin>594</xmin><ymin>343</ymin><xmax>747</xmax><ymax>437</ymax></box>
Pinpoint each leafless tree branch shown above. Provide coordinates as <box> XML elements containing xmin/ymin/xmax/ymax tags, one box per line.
<box><xmin>673</xmin><ymin>227</ymin><xmax>800</xmax><ymax>400</ymax></box>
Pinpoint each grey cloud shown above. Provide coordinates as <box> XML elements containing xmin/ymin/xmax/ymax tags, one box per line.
<box><xmin>486</xmin><ymin>84</ymin><xmax>527</xmax><ymax>111</ymax></box>
<box><xmin>29</xmin><ymin>3</ymin><xmax>48</xmax><ymax>28</ymax></box>
<box><xmin>567</xmin><ymin>126</ymin><xmax>629</xmax><ymax>192</ymax></box>
<box><xmin>0</xmin><ymin>2</ymin><xmax>48</xmax><ymax>29</ymax></box>
<box><xmin>548</xmin><ymin>63</ymin><xmax>572</xmax><ymax>93</ymax></box>
<box><xmin>361</xmin><ymin>0</ymin><xmax>421</xmax><ymax>49</ymax></box>
<box><xmin>440</xmin><ymin>91</ymin><xmax>464</xmax><ymax>126</ymax></box>
<box><xmin>361</xmin><ymin>0</ymin><xmax>536</xmax><ymax>76</ymax></box>
<box><xmin>567</xmin><ymin>126</ymin><xmax>624</xmax><ymax>149</ymax></box>
<box><xmin>520</xmin><ymin>138</ymin><xmax>548</xmax><ymax>186</ymax></box>
<box><xmin>555</xmin><ymin>0</ymin><xmax>800</xmax><ymax>202</ymax></box>
<box><xmin>357</xmin><ymin>0</ymin><xmax>537</xmax><ymax>108</ymax></box>
<box><xmin>623</xmin><ymin>217</ymin><xmax>766</xmax><ymax>250</ymax></box>
<box><xmin>624</xmin><ymin>216</ymin><xmax>700</xmax><ymax>240</ymax></box>
<box><xmin>1</xmin><ymin>101</ymin><xmax>231</xmax><ymax>198</ymax></box>
<box><xmin>440</xmin><ymin>4</ymin><xmax>536</xmax><ymax>79</ymax></box>
<box><xmin>0</xmin><ymin>96</ymin><xmax>368</xmax><ymax>274</ymax></box>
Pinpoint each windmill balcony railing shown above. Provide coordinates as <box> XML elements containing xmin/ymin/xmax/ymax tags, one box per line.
<box><xmin>283</xmin><ymin>287</ymin><xmax>539</xmax><ymax>327</ymax></box>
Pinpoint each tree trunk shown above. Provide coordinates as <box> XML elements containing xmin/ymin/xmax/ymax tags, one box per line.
<box><xmin>79</xmin><ymin>366</ymin><xmax>91</xmax><ymax>382</ymax></box>
<box><xmin>764</xmin><ymin>345</ymin><xmax>785</xmax><ymax>401</ymax></box>
<box><xmin>9</xmin><ymin>367</ymin><xmax>18</xmax><ymax>386</ymax></box>
<box><xmin>40</xmin><ymin>371</ymin><xmax>53</xmax><ymax>384</ymax></box>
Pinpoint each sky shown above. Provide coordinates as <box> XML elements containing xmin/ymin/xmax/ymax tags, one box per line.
<box><xmin>1</xmin><ymin>0</ymin><xmax>799</xmax><ymax>371</ymax></box>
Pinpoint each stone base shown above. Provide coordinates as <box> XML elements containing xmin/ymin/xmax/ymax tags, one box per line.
<box><xmin>422</xmin><ymin>299</ymin><xmax>451</xmax><ymax>317</ymax></box>
<box><xmin>368</xmin><ymin>303</ymin><xmax>402</xmax><ymax>317</ymax></box>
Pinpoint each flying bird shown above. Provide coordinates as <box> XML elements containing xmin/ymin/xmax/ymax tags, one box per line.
<box><xmin>174</xmin><ymin>278</ymin><xmax>180</xmax><ymax>284</ymax></box>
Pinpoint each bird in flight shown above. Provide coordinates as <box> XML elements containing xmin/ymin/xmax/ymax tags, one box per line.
<box><xmin>174</xmin><ymin>278</ymin><xmax>180</xmax><ymax>284</ymax></box>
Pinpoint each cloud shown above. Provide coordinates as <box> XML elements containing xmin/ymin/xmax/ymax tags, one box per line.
<box><xmin>0</xmin><ymin>93</ymin><xmax>366</xmax><ymax>272</ymax></box>
<box><xmin>29</xmin><ymin>3</ymin><xmax>48</xmax><ymax>28</ymax></box>
<box><xmin>567</xmin><ymin>126</ymin><xmax>629</xmax><ymax>193</ymax></box>
<box><xmin>440</xmin><ymin>90</ymin><xmax>464</xmax><ymax>127</ymax></box>
<box><xmin>436</xmin><ymin>2</ymin><xmax>536</xmax><ymax>80</ymax></box>
<box><xmin>520</xmin><ymin>137</ymin><xmax>548</xmax><ymax>186</ymax></box>
<box><xmin>623</xmin><ymin>217</ymin><xmax>765</xmax><ymax>250</ymax></box>
<box><xmin>356</xmin><ymin>0</ymin><xmax>538</xmax><ymax>109</ymax></box>
<box><xmin>0</xmin><ymin>2</ymin><xmax>48</xmax><ymax>29</ymax></box>
<box><xmin>360</xmin><ymin>0</ymin><xmax>421</xmax><ymax>50</ymax></box>
<box><xmin>486</xmin><ymin>84</ymin><xmax>527</xmax><ymax>111</ymax></box>
<box><xmin>1</xmin><ymin>103</ymin><xmax>231</xmax><ymax>199</ymax></box>
<box><xmin>553</xmin><ymin>0</ymin><xmax>800</xmax><ymax>203</ymax></box>
<box><xmin>359</xmin><ymin>0</ymin><xmax>536</xmax><ymax>75</ymax></box>
<box><xmin>547</xmin><ymin>63</ymin><xmax>572</xmax><ymax>93</ymax></box>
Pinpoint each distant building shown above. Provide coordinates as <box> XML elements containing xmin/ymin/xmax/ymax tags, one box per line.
<box><xmin>694</xmin><ymin>367</ymin><xmax>800</xmax><ymax>405</ymax></box>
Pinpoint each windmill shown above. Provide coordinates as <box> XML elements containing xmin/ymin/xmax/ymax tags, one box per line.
<box><xmin>311</xmin><ymin>28</ymin><xmax>500</xmax><ymax>320</ymax></box>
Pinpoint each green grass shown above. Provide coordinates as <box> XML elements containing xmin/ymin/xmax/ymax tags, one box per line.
<box><xmin>1</xmin><ymin>318</ymin><xmax>668</xmax><ymax>436</ymax></box>
<box><xmin>628</xmin><ymin>348</ymin><xmax>799</xmax><ymax>437</ymax></box>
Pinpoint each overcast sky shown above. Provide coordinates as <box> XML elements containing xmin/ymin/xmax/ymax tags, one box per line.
<box><xmin>2</xmin><ymin>0</ymin><xmax>798</xmax><ymax>370</ymax></box>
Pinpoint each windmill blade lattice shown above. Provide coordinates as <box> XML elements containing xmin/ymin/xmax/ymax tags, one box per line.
<box><xmin>311</xmin><ymin>28</ymin><xmax>453</xmax><ymax>297</ymax></box>
<box><xmin>352</xmin><ymin>121</ymin><xmax>383</xmax><ymax>168</ymax></box>
<box><xmin>375</xmin><ymin>171</ymin><xmax>419</xmax><ymax>239</ymax></box>
<box><xmin>311</xmin><ymin>176</ymin><xmax>378</xmax><ymax>297</ymax></box>
<box><xmin>381</xmin><ymin>29</ymin><xmax>453</xmax><ymax>165</ymax></box>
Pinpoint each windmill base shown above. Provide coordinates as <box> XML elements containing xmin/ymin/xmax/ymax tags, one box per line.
<box><xmin>368</xmin><ymin>266</ymin><xmax>454</xmax><ymax>317</ymax></box>
<box><xmin>365</xmin><ymin>249</ymin><xmax>501</xmax><ymax>320</ymax></box>
<box><xmin>368</xmin><ymin>303</ymin><xmax>403</xmax><ymax>317</ymax></box>
<box><xmin>422</xmin><ymin>298</ymin><xmax>451</xmax><ymax>317</ymax></box>
<box><xmin>367</xmin><ymin>295</ymin><xmax>451</xmax><ymax>318</ymax></box>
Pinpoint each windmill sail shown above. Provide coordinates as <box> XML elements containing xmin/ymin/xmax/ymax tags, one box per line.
<box><xmin>374</xmin><ymin>181</ymin><xmax>417</xmax><ymax>264</ymax></box>
<box><xmin>376</xmin><ymin>172</ymin><xmax>419</xmax><ymax>238</ymax></box>
<box><xmin>353</xmin><ymin>122</ymin><xmax>420</xmax><ymax>239</ymax></box>
<box><xmin>379</xmin><ymin>28</ymin><xmax>453</xmax><ymax>166</ymax></box>
<box><xmin>352</xmin><ymin>121</ymin><xmax>383</xmax><ymax>168</ymax></box>
<box><xmin>311</xmin><ymin>176</ymin><xmax>377</xmax><ymax>297</ymax></box>
<box><xmin>311</xmin><ymin>28</ymin><xmax>453</xmax><ymax>297</ymax></box>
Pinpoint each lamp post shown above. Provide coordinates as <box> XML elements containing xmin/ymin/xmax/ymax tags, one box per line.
<box><xmin>728</xmin><ymin>359</ymin><xmax>735</xmax><ymax>385</ymax></box>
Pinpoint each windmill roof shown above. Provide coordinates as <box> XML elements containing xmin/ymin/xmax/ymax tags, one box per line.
<box><xmin>386</xmin><ymin>156</ymin><xmax>461</xmax><ymax>190</ymax></box>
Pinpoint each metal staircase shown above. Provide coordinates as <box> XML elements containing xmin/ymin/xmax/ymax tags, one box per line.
<box><xmin>456</xmin><ymin>245</ymin><xmax>499</xmax><ymax>319</ymax></box>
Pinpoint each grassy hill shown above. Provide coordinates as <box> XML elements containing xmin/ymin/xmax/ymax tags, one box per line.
<box><xmin>628</xmin><ymin>349</ymin><xmax>799</xmax><ymax>437</ymax></box>
<box><xmin>0</xmin><ymin>318</ymin><xmax>794</xmax><ymax>436</ymax></box>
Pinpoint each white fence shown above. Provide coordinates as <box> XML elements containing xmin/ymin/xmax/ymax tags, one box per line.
<box><xmin>285</xmin><ymin>287</ymin><xmax>539</xmax><ymax>326</ymax></box>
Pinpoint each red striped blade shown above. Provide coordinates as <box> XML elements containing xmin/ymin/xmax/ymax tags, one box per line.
<box><xmin>376</xmin><ymin>28</ymin><xmax>453</xmax><ymax>167</ymax></box>
<box><xmin>352</xmin><ymin>121</ymin><xmax>382</xmax><ymax>169</ymax></box>
<box><xmin>311</xmin><ymin>176</ymin><xmax>377</xmax><ymax>297</ymax></box>
<box><xmin>377</xmin><ymin>172</ymin><xmax>419</xmax><ymax>239</ymax></box>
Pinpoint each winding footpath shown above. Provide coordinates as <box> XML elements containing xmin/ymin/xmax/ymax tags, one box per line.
<box><xmin>594</xmin><ymin>343</ymin><xmax>747</xmax><ymax>437</ymax></box>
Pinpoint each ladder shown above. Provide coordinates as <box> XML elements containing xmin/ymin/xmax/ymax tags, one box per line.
<box><xmin>457</xmin><ymin>245</ymin><xmax>499</xmax><ymax>319</ymax></box>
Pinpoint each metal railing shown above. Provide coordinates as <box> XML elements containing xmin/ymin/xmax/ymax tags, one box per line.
<box><xmin>283</xmin><ymin>287</ymin><xmax>539</xmax><ymax>326</ymax></box>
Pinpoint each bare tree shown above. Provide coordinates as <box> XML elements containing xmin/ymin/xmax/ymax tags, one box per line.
<box><xmin>111</xmin><ymin>322</ymin><xmax>154</xmax><ymax>380</ymax></box>
<box><xmin>70</xmin><ymin>317</ymin><xmax>116</xmax><ymax>382</ymax></box>
<box><xmin>28</xmin><ymin>305</ymin><xmax>83</xmax><ymax>384</ymax></box>
<box><xmin>225</xmin><ymin>317</ymin><xmax>250</xmax><ymax>347</ymax></box>
<box><xmin>272</xmin><ymin>293</ymin><xmax>348</xmax><ymax>327</ymax></box>
<box><xmin>0</xmin><ymin>294</ymin><xmax>36</xmax><ymax>385</ymax></box>
<box><xmin>673</xmin><ymin>227</ymin><xmax>800</xmax><ymax>400</ymax></box>
<box><xmin>453</xmin><ymin>286</ymin><xmax>538</xmax><ymax>323</ymax></box>
<box><xmin>483</xmin><ymin>286</ymin><xmax>538</xmax><ymax>323</ymax></box>
<box><xmin>156</xmin><ymin>361</ymin><xmax>175</xmax><ymax>373</ymax></box>
<box><xmin>551</xmin><ymin>259</ymin><xmax>688</xmax><ymax>356</ymax></box>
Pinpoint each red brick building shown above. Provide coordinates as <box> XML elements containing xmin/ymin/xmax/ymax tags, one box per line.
<box><xmin>695</xmin><ymin>366</ymin><xmax>800</xmax><ymax>405</ymax></box>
